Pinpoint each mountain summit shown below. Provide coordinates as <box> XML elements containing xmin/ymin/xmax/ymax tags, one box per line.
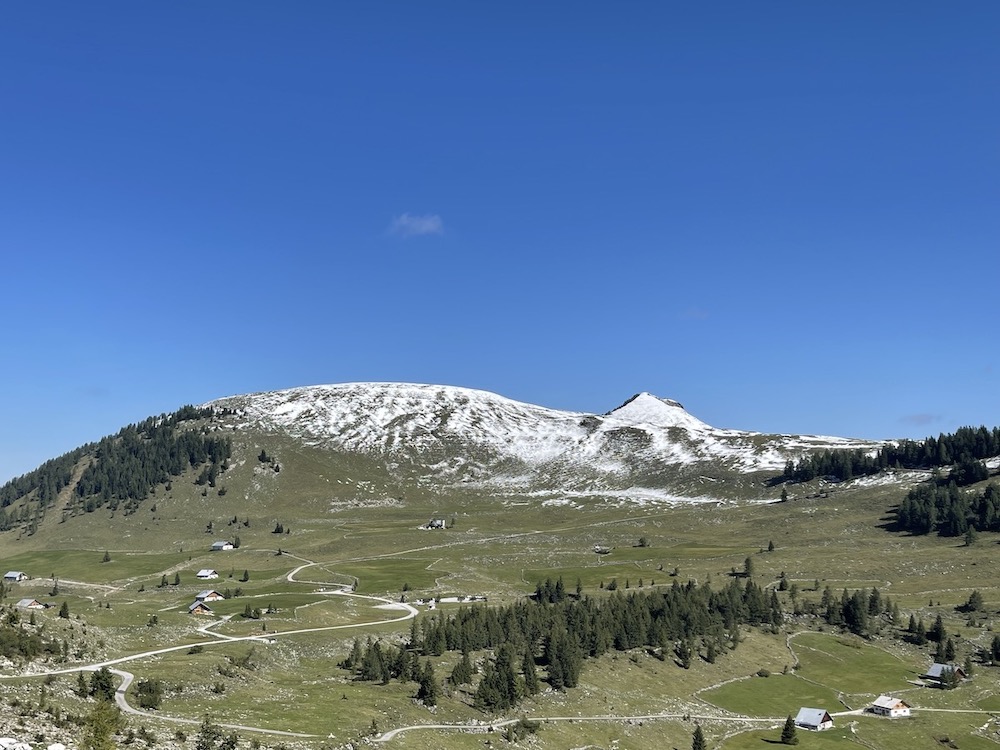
<box><xmin>209</xmin><ymin>383</ymin><xmax>878</xmax><ymax>502</ymax></box>
<box><xmin>605</xmin><ymin>393</ymin><xmax>706</xmax><ymax>430</ymax></box>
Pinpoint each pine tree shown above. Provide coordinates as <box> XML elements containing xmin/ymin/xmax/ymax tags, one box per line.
<box><xmin>80</xmin><ymin>698</ymin><xmax>124</xmax><ymax>750</ymax></box>
<box><xmin>522</xmin><ymin>649</ymin><xmax>540</xmax><ymax>696</ymax></box>
<box><xmin>76</xmin><ymin>671</ymin><xmax>89</xmax><ymax>697</ymax></box>
<box><xmin>89</xmin><ymin>667</ymin><xmax>116</xmax><ymax>702</ymax></box>
<box><xmin>692</xmin><ymin>724</ymin><xmax>706</xmax><ymax>750</ymax></box>
<box><xmin>449</xmin><ymin>652</ymin><xmax>474</xmax><ymax>686</ymax></box>
<box><xmin>780</xmin><ymin>715</ymin><xmax>799</xmax><ymax>744</ymax></box>
<box><xmin>416</xmin><ymin>661</ymin><xmax>439</xmax><ymax>706</ymax></box>
<box><xmin>930</xmin><ymin>614</ymin><xmax>945</xmax><ymax>643</ymax></box>
<box><xmin>58</xmin><ymin>601</ymin><xmax>70</xmax><ymax>619</ymax></box>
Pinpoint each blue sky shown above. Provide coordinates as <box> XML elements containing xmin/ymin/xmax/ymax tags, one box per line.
<box><xmin>1</xmin><ymin>3</ymin><xmax>998</xmax><ymax>483</ymax></box>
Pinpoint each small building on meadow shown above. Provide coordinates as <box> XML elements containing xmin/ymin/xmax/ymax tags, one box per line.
<box><xmin>426</xmin><ymin>518</ymin><xmax>447</xmax><ymax>529</ymax></box>
<box><xmin>924</xmin><ymin>663</ymin><xmax>966</xmax><ymax>684</ymax></box>
<box><xmin>188</xmin><ymin>601</ymin><xmax>214</xmax><ymax>616</ymax></box>
<box><xmin>196</xmin><ymin>590</ymin><xmax>225</xmax><ymax>602</ymax></box>
<box><xmin>794</xmin><ymin>707</ymin><xmax>834</xmax><ymax>731</ymax></box>
<box><xmin>3</xmin><ymin>571</ymin><xmax>28</xmax><ymax>583</ymax></box>
<box><xmin>15</xmin><ymin>598</ymin><xmax>44</xmax><ymax>610</ymax></box>
<box><xmin>211</xmin><ymin>540</ymin><xmax>234</xmax><ymax>551</ymax></box>
<box><xmin>196</xmin><ymin>569</ymin><xmax>219</xmax><ymax>580</ymax></box>
<box><xmin>871</xmin><ymin>695</ymin><xmax>911</xmax><ymax>718</ymax></box>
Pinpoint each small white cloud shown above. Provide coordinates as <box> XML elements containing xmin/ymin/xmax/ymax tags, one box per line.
<box><xmin>900</xmin><ymin>413</ymin><xmax>940</xmax><ymax>426</ymax></box>
<box><xmin>680</xmin><ymin>307</ymin><xmax>710</xmax><ymax>320</ymax></box>
<box><xmin>388</xmin><ymin>213</ymin><xmax>444</xmax><ymax>237</ymax></box>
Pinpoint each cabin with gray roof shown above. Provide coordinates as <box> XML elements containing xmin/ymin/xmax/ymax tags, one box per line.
<box><xmin>3</xmin><ymin>571</ymin><xmax>28</xmax><ymax>583</ymax></box>
<box><xmin>794</xmin><ymin>707</ymin><xmax>833</xmax><ymax>731</ymax></box>
<box><xmin>188</xmin><ymin>601</ymin><xmax>214</xmax><ymax>616</ymax></box>
<box><xmin>871</xmin><ymin>695</ymin><xmax>910</xmax><ymax>717</ymax></box>
<box><xmin>924</xmin><ymin>662</ymin><xmax>966</xmax><ymax>683</ymax></box>
<box><xmin>15</xmin><ymin>598</ymin><xmax>44</xmax><ymax>610</ymax></box>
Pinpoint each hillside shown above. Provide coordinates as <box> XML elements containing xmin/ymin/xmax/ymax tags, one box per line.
<box><xmin>0</xmin><ymin>384</ymin><xmax>999</xmax><ymax>750</ymax></box>
<box><xmin>208</xmin><ymin>382</ymin><xmax>882</xmax><ymax>501</ymax></box>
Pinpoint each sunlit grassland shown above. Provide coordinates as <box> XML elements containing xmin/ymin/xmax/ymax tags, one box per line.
<box><xmin>3</xmin><ymin>432</ymin><xmax>1000</xmax><ymax>748</ymax></box>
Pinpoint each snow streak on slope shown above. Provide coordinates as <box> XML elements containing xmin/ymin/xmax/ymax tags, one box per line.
<box><xmin>210</xmin><ymin>383</ymin><xmax>881</xmax><ymax>496</ymax></box>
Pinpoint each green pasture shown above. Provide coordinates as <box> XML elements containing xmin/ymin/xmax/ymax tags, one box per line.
<box><xmin>791</xmin><ymin>632</ymin><xmax>918</xmax><ymax>697</ymax></box>
<box><xmin>701</xmin><ymin>673</ymin><xmax>842</xmax><ymax>718</ymax></box>
<box><xmin>720</xmin><ymin>723</ymin><xmax>858</xmax><ymax>748</ymax></box>
<box><xmin>0</xmin><ymin>549</ymin><xmax>189</xmax><ymax>584</ymax></box>
<box><xmin>343</xmin><ymin>556</ymin><xmax>451</xmax><ymax>594</ymax></box>
<box><xmin>3</xmin><ymin>432</ymin><xmax>1000</xmax><ymax>748</ymax></box>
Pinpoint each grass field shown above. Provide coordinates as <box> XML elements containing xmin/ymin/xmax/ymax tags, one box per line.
<box><xmin>2</xmin><ymin>432</ymin><xmax>999</xmax><ymax>749</ymax></box>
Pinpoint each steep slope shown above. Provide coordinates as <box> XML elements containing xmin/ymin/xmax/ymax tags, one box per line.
<box><xmin>210</xmin><ymin>383</ymin><xmax>881</xmax><ymax>500</ymax></box>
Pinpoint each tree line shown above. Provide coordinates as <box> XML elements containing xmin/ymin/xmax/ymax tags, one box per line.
<box><xmin>0</xmin><ymin>406</ymin><xmax>233</xmax><ymax>532</ymax></box>
<box><xmin>74</xmin><ymin>407</ymin><xmax>232</xmax><ymax>512</ymax></box>
<box><xmin>345</xmin><ymin>578</ymin><xmax>782</xmax><ymax>712</ymax></box>
<box><xmin>896</xmin><ymin>481</ymin><xmax>1000</xmax><ymax>537</ymax></box>
<box><xmin>781</xmin><ymin>425</ymin><xmax>1000</xmax><ymax>484</ymax></box>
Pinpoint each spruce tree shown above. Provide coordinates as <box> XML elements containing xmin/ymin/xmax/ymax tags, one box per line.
<box><xmin>522</xmin><ymin>649</ymin><xmax>539</xmax><ymax>696</ymax></box>
<box><xmin>449</xmin><ymin>652</ymin><xmax>474</xmax><ymax>686</ymax></box>
<box><xmin>780</xmin><ymin>715</ymin><xmax>798</xmax><ymax>744</ymax></box>
<box><xmin>80</xmin><ymin>698</ymin><xmax>124</xmax><ymax>750</ymax></box>
<box><xmin>416</xmin><ymin>661</ymin><xmax>439</xmax><ymax>706</ymax></box>
<box><xmin>692</xmin><ymin>724</ymin><xmax>706</xmax><ymax>750</ymax></box>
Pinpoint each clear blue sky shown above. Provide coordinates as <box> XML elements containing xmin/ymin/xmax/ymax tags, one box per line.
<box><xmin>2</xmin><ymin>2</ymin><xmax>998</xmax><ymax>483</ymax></box>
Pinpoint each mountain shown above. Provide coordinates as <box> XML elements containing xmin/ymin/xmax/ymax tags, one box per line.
<box><xmin>208</xmin><ymin>383</ymin><xmax>881</xmax><ymax>502</ymax></box>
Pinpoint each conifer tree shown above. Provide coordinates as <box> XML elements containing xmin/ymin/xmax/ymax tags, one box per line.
<box><xmin>780</xmin><ymin>715</ymin><xmax>798</xmax><ymax>744</ymax></box>
<box><xmin>449</xmin><ymin>652</ymin><xmax>474</xmax><ymax>686</ymax></box>
<box><xmin>80</xmin><ymin>698</ymin><xmax>124</xmax><ymax>750</ymax></box>
<box><xmin>416</xmin><ymin>661</ymin><xmax>439</xmax><ymax>706</ymax></box>
<box><xmin>692</xmin><ymin>724</ymin><xmax>706</xmax><ymax>750</ymax></box>
<box><xmin>89</xmin><ymin>667</ymin><xmax>116</xmax><ymax>702</ymax></box>
<box><xmin>522</xmin><ymin>649</ymin><xmax>539</xmax><ymax>696</ymax></box>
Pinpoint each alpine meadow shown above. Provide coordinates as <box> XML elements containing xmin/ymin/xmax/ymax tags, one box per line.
<box><xmin>1</xmin><ymin>383</ymin><xmax>999</xmax><ymax>750</ymax></box>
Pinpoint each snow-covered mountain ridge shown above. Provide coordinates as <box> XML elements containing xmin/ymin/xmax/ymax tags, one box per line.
<box><xmin>209</xmin><ymin>383</ymin><xmax>880</xmax><ymax>497</ymax></box>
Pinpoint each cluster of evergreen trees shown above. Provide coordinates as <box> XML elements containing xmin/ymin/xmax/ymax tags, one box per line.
<box><xmin>0</xmin><ymin>449</ymin><xmax>90</xmax><ymax>513</ymax></box>
<box><xmin>782</xmin><ymin>425</ymin><xmax>1000</xmax><ymax>483</ymax></box>
<box><xmin>817</xmin><ymin>585</ymin><xmax>897</xmax><ymax>636</ymax></box>
<box><xmin>350</xmin><ymin>579</ymin><xmax>779</xmax><ymax>711</ymax></box>
<box><xmin>0</xmin><ymin>406</ymin><xmax>232</xmax><ymax>527</ymax></box>
<box><xmin>0</xmin><ymin>617</ymin><xmax>62</xmax><ymax>661</ymax></box>
<box><xmin>341</xmin><ymin>579</ymin><xmax>780</xmax><ymax>712</ymax></box>
<box><xmin>74</xmin><ymin>407</ymin><xmax>231</xmax><ymax>512</ymax></box>
<box><xmin>340</xmin><ymin>637</ymin><xmax>441</xmax><ymax>705</ymax></box>
<box><xmin>896</xmin><ymin>482</ymin><xmax>1000</xmax><ymax>536</ymax></box>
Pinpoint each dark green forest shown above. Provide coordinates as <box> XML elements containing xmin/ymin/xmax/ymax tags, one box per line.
<box><xmin>781</xmin><ymin>425</ymin><xmax>1000</xmax><ymax>484</ymax></box>
<box><xmin>342</xmin><ymin>577</ymin><xmax>782</xmax><ymax>711</ymax></box>
<box><xmin>0</xmin><ymin>405</ymin><xmax>232</xmax><ymax>531</ymax></box>
<box><xmin>896</xmin><ymin>481</ymin><xmax>1000</xmax><ymax>537</ymax></box>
